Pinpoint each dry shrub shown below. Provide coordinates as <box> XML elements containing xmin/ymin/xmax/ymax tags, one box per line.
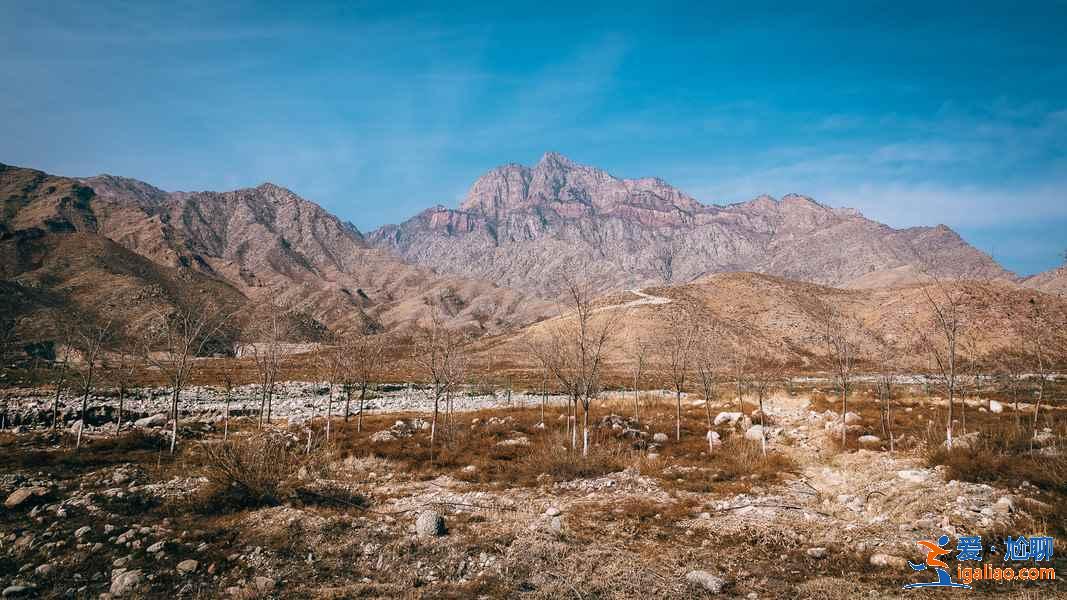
<box><xmin>642</xmin><ymin>437</ymin><xmax>796</xmax><ymax>492</ymax></box>
<box><xmin>925</xmin><ymin>421</ymin><xmax>1067</xmax><ymax>493</ymax></box>
<box><xmin>188</xmin><ymin>434</ymin><xmax>302</xmax><ymax>512</ymax></box>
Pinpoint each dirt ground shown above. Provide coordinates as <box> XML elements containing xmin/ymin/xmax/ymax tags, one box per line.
<box><xmin>0</xmin><ymin>388</ymin><xmax>1064</xmax><ymax>599</ymax></box>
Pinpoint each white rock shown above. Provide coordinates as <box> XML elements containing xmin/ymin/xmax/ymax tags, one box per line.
<box><xmin>685</xmin><ymin>570</ymin><xmax>726</xmax><ymax>593</ymax></box>
<box><xmin>870</xmin><ymin>553</ymin><xmax>907</xmax><ymax>568</ymax></box>
<box><xmin>713</xmin><ymin>412</ymin><xmax>743</xmax><ymax>426</ymax></box>
<box><xmin>897</xmin><ymin>469</ymin><xmax>931</xmax><ymax>484</ymax></box>
<box><xmin>843</xmin><ymin>412</ymin><xmax>863</xmax><ymax>425</ymax></box>
<box><xmin>134</xmin><ymin>414</ymin><xmax>167</xmax><ymax>428</ymax></box>
<box><xmin>109</xmin><ymin>569</ymin><xmax>144</xmax><ymax>597</ymax></box>
<box><xmin>652</xmin><ymin>432</ymin><xmax>669</xmax><ymax>443</ymax></box>
<box><xmin>989</xmin><ymin>400</ymin><xmax>1004</xmax><ymax>414</ymax></box>
<box><xmin>176</xmin><ymin>559</ymin><xmax>198</xmax><ymax>574</ymax></box>
<box><xmin>858</xmin><ymin>435</ymin><xmax>881</xmax><ymax>447</ymax></box>
<box><xmin>806</xmin><ymin>547</ymin><xmax>828</xmax><ymax>559</ymax></box>
<box><xmin>744</xmin><ymin>425</ymin><xmax>765</xmax><ymax>442</ymax></box>
<box><xmin>706</xmin><ymin>430</ymin><xmax>722</xmax><ymax>448</ymax></box>
<box><xmin>545</xmin><ymin>507</ymin><xmax>561</xmax><ymax>517</ymax></box>
<box><xmin>415</xmin><ymin>511</ymin><xmax>446</xmax><ymax>537</ymax></box>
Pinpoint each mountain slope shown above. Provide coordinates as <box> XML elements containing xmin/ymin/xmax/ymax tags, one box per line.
<box><xmin>1023</xmin><ymin>265</ymin><xmax>1067</xmax><ymax>297</ymax></box>
<box><xmin>0</xmin><ymin>163</ymin><xmax>551</xmax><ymax>338</ymax></box>
<box><xmin>369</xmin><ymin>152</ymin><xmax>1012</xmax><ymax>296</ymax></box>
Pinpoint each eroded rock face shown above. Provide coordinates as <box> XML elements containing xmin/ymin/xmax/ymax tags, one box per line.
<box><xmin>370</xmin><ymin>152</ymin><xmax>1010</xmax><ymax>296</ymax></box>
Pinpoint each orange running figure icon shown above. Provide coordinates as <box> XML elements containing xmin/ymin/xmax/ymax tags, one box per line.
<box><xmin>915</xmin><ymin>539</ymin><xmax>952</xmax><ymax>569</ymax></box>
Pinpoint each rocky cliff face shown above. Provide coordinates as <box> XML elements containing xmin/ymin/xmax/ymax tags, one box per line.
<box><xmin>0</xmin><ymin>163</ymin><xmax>550</xmax><ymax>337</ymax></box>
<box><xmin>370</xmin><ymin>152</ymin><xmax>1012</xmax><ymax>297</ymax></box>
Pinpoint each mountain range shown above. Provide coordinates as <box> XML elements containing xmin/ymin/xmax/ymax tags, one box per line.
<box><xmin>1</xmin><ymin>154</ymin><xmax>1063</xmax><ymax>347</ymax></box>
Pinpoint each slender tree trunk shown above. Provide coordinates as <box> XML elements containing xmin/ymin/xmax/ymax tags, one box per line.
<box><xmin>223</xmin><ymin>389</ymin><xmax>230</xmax><ymax>441</ymax></box>
<box><xmin>325</xmin><ymin>385</ymin><xmax>333</xmax><ymax>446</ymax></box>
<box><xmin>675</xmin><ymin>389</ymin><xmax>682</xmax><ymax>441</ymax></box>
<box><xmin>117</xmin><ymin>386</ymin><xmax>125</xmax><ymax>434</ymax></box>
<box><xmin>357</xmin><ymin>384</ymin><xmax>366</xmax><ymax>433</ymax></box>
<box><xmin>430</xmin><ymin>393</ymin><xmax>439</xmax><ymax>464</ymax></box>
<box><xmin>52</xmin><ymin>384</ymin><xmax>62</xmax><ymax>431</ymax></box>
<box><xmin>582</xmin><ymin>400</ymin><xmax>589</xmax><ymax>457</ymax></box>
<box><xmin>736</xmin><ymin>378</ymin><xmax>743</xmax><ymax>414</ymax></box>
<box><xmin>946</xmin><ymin>379</ymin><xmax>954</xmax><ymax>449</ymax></box>
<box><xmin>633</xmin><ymin>372</ymin><xmax>640</xmax><ymax>425</ymax></box>
<box><xmin>76</xmin><ymin>379</ymin><xmax>92</xmax><ymax>450</ymax></box>
<box><xmin>266</xmin><ymin>380</ymin><xmax>274</xmax><ymax>425</ymax></box>
<box><xmin>840</xmin><ymin>386</ymin><xmax>847</xmax><ymax>448</ymax></box>
<box><xmin>170</xmin><ymin>385</ymin><xmax>180</xmax><ymax>454</ymax></box>
<box><xmin>759</xmin><ymin>394</ymin><xmax>767</xmax><ymax>456</ymax></box>
<box><xmin>570</xmin><ymin>398</ymin><xmax>577</xmax><ymax>451</ymax></box>
<box><xmin>344</xmin><ymin>385</ymin><xmax>352</xmax><ymax>422</ymax></box>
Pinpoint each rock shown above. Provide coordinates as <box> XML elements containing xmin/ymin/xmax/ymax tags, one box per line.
<box><xmin>992</xmin><ymin>496</ymin><xmax>1014</xmax><ymax>515</ymax></box>
<box><xmin>988</xmin><ymin>400</ymin><xmax>1004</xmax><ymax>414</ymax></box>
<box><xmin>857</xmin><ymin>435</ymin><xmax>881</xmax><ymax>447</ymax></box>
<box><xmin>870</xmin><ymin>553</ymin><xmax>907</xmax><ymax>568</ymax></box>
<box><xmin>369</xmin><ymin>430</ymin><xmax>396</xmax><ymax>443</ymax></box>
<box><xmin>713</xmin><ymin>412</ymin><xmax>743</xmax><ymax>426</ymax></box>
<box><xmin>706</xmin><ymin>430</ymin><xmax>722</xmax><ymax>448</ymax></box>
<box><xmin>496</xmin><ymin>436</ymin><xmax>531</xmax><ymax>447</ymax></box>
<box><xmin>806</xmin><ymin>547</ymin><xmax>828</xmax><ymax>559</ymax></box>
<box><xmin>896</xmin><ymin>469</ymin><xmax>930</xmax><ymax>484</ymax></box>
<box><xmin>4</xmin><ymin>487</ymin><xmax>49</xmax><ymax>509</ymax></box>
<box><xmin>685</xmin><ymin>570</ymin><xmax>726</xmax><ymax>593</ymax></box>
<box><xmin>34</xmin><ymin>564</ymin><xmax>54</xmax><ymax>577</ymax></box>
<box><xmin>134</xmin><ymin>414</ymin><xmax>167</xmax><ymax>428</ymax></box>
<box><xmin>843</xmin><ymin>412</ymin><xmax>863</xmax><ymax>425</ymax></box>
<box><xmin>653</xmin><ymin>433</ymin><xmax>669</xmax><ymax>443</ymax></box>
<box><xmin>252</xmin><ymin>577</ymin><xmax>275</xmax><ymax>592</ymax></box>
<box><xmin>74</xmin><ymin>526</ymin><xmax>92</xmax><ymax>539</ymax></box>
<box><xmin>545</xmin><ymin>506</ymin><xmax>561</xmax><ymax>517</ymax></box>
<box><xmin>415</xmin><ymin>511</ymin><xmax>446</xmax><ymax>537</ymax></box>
<box><xmin>109</xmin><ymin>569</ymin><xmax>144</xmax><ymax>597</ymax></box>
<box><xmin>146</xmin><ymin>540</ymin><xmax>165</xmax><ymax>553</ymax></box>
<box><xmin>2</xmin><ymin>585</ymin><xmax>35</xmax><ymax>598</ymax></box>
<box><xmin>549</xmin><ymin>516</ymin><xmax>563</xmax><ymax>535</ymax></box>
<box><xmin>176</xmin><ymin>560</ymin><xmax>198</xmax><ymax>575</ymax></box>
<box><xmin>743</xmin><ymin>425</ymin><xmax>764</xmax><ymax>442</ymax></box>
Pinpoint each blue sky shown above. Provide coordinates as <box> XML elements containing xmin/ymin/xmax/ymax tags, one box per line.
<box><xmin>2</xmin><ymin>1</ymin><xmax>1065</xmax><ymax>275</ymax></box>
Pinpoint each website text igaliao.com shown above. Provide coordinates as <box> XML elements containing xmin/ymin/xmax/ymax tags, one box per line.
<box><xmin>957</xmin><ymin>564</ymin><xmax>1056</xmax><ymax>585</ymax></box>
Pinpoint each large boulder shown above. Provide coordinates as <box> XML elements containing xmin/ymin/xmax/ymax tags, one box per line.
<box><xmin>4</xmin><ymin>487</ymin><xmax>49</xmax><ymax>510</ymax></box>
<box><xmin>858</xmin><ymin>435</ymin><xmax>881</xmax><ymax>447</ymax></box>
<box><xmin>415</xmin><ymin>511</ymin><xmax>446</xmax><ymax>537</ymax></box>
<box><xmin>134</xmin><ymin>414</ymin><xmax>167</xmax><ymax>428</ymax></box>
<box><xmin>713</xmin><ymin>412</ymin><xmax>743</xmax><ymax>426</ymax></box>
<box><xmin>843</xmin><ymin>412</ymin><xmax>863</xmax><ymax>425</ymax></box>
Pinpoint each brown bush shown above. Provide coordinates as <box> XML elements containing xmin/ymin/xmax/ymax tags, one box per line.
<box><xmin>187</xmin><ymin>433</ymin><xmax>303</xmax><ymax>512</ymax></box>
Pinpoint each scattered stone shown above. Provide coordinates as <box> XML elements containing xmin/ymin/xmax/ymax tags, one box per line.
<box><xmin>706</xmin><ymin>430</ymin><xmax>722</xmax><ymax>449</ymax></box>
<box><xmin>146</xmin><ymin>541</ymin><xmax>165</xmax><ymax>554</ymax></box>
<box><xmin>653</xmin><ymin>432</ymin><xmax>669</xmax><ymax>443</ymax></box>
<box><xmin>685</xmin><ymin>570</ymin><xmax>726</xmax><ymax>594</ymax></box>
<box><xmin>843</xmin><ymin>412</ymin><xmax>863</xmax><ymax>425</ymax></box>
<box><xmin>988</xmin><ymin>400</ymin><xmax>1004</xmax><ymax>414</ymax></box>
<box><xmin>545</xmin><ymin>506</ymin><xmax>561</xmax><ymax>517</ymax></box>
<box><xmin>176</xmin><ymin>560</ymin><xmax>198</xmax><ymax>575</ymax></box>
<box><xmin>4</xmin><ymin>487</ymin><xmax>49</xmax><ymax>509</ymax></box>
<box><xmin>806</xmin><ymin>547</ymin><xmax>828</xmax><ymax>559</ymax></box>
<box><xmin>857</xmin><ymin>435</ymin><xmax>881</xmax><ymax>447</ymax></box>
<box><xmin>1</xmin><ymin>585</ymin><xmax>34</xmax><ymax>598</ymax></box>
<box><xmin>253</xmin><ymin>577</ymin><xmax>275</xmax><ymax>592</ymax></box>
<box><xmin>415</xmin><ymin>511</ymin><xmax>446</xmax><ymax>537</ymax></box>
<box><xmin>34</xmin><ymin>564</ymin><xmax>53</xmax><ymax>577</ymax></box>
<box><xmin>369</xmin><ymin>430</ymin><xmax>396</xmax><ymax>443</ymax></box>
<box><xmin>74</xmin><ymin>526</ymin><xmax>91</xmax><ymax>539</ymax></box>
<box><xmin>134</xmin><ymin>414</ymin><xmax>168</xmax><ymax>428</ymax></box>
<box><xmin>713</xmin><ymin>412</ymin><xmax>743</xmax><ymax>426</ymax></box>
<box><xmin>109</xmin><ymin>569</ymin><xmax>144</xmax><ymax>597</ymax></box>
<box><xmin>870</xmin><ymin>554</ymin><xmax>908</xmax><ymax>568</ymax></box>
<box><xmin>896</xmin><ymin>469</ymin><xmax>931</xmax><ymax>484</ymax></box>
<box><xmin>743</xmin><ymin>425</ymin><xmax>764</xmax><ymax>442</ymax></box>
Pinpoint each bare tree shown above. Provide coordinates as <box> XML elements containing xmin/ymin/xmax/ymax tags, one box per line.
<box><xmin>412</xmin><ymin>310</ymin><xmax>468</xmax><ymax>463</ymax></box>
<box><xmin>651</xmin><ymin>237</ymin><xmax>680</xmax><ymax>284</ymax></box>
<box><xmin>625</xmin><ymin>334</ymin><xmax>650</xmax><ymax>425</ymax></box>
<box><xmin>218</xmin><ymin>342</ymin><xmax>244</xmax><ymax>441</ymax></box>
<box><xmin>142</xmin><ymin>299</ymin><xmax>234</xmax><ymax>453</ymax></box>
<box><xmin>245</xmin><ymin>302</ymin><xmax>290</xmax><ymax>428</ymax></box>
<box><xmin>870</xmin><ymin>330</ymin><xmax>900</xmax><ymax>452</ymax></box>
<box><xmin>914</xmin><ymin>277</ymin><xmax>967</xmax><ymax>449</ymax></box>
<box><xmin>1022</xmin><ymin>298</ymin><xmax>1053</xmax><ymax>435</ymax></box>
<box><xmin>342</xmin><ymin>330</ymin><xmax>386</xmax><ymax>433</ymax></box>
<box><xmin>0</xmin><ymin>317</ymin><xmax>16</xmax><ymax>430</ymax></box>
<box><xmin>813</xmin><ymin>301</ymin><xmax>863</xmax><ymax>448</ymax></box>
<box><xmin>107</xmin><ymin>342</ymin><xmax>138</xmax><ymax>435</ymax></box>
<box><xmin>530</xmin><ymin>276</ymin><xmax>620</xmax><ymax>456</ymax></box>
<box><xmin>50</xmin><ymin>341</ymin><xmax>75</xmax><ymax>432</ymax></box>
<box><xmin>660</xmin><ymin>306</ymin><xmax>697</xmax><ymax>441</ymax></box>
<box><xmin>694</xmin><ymin>325</ymin><xmax>722</xmax><ymax>453</ymax></box>
<box><xmin>314</xmin><ymin>336</ymin><xmax>346</xmax><ymax>448</ymax></box>
<box><xmin>72</xmin><ymin>318</ymin><xmax>113</xmax><ymax>450</ymax></box>
<box><xmin>749</xmin><ymin>359</ymin><xmax>783</xmax><ymax>456</ymax></box>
